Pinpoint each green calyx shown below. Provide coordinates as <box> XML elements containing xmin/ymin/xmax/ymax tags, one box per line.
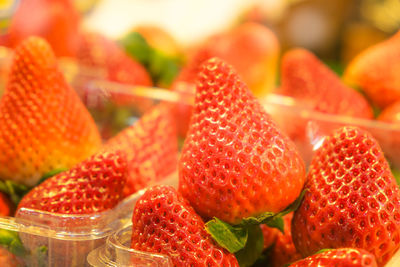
<box><xmin>205</xmin><ymin>190</ymin><xmax>306</xmax><ymax>267</ymax></box>
<box><xmin>119</xmin><ymin>32</ymin><xmax>182</xmax><ymax>87</ymax></box>
<box><xmin>0</xmin><ymin>168</ymin><xmax>67</xmax><ymax>206</ymax></box>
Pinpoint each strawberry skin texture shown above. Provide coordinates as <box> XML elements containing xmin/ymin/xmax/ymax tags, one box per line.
<box><xmin>344</xmin><ymin>31</ymin><xmax>400</xmax><ymax>108</ymax></box>
<box><xmin>6</xmin><ymin>0</ymin><xmax>81</xmax><ymax>57</ymax></box>
<box><xmin>0</xmin><ymin>37</ymin><xmax>101</xmax><ymax>186</ymax></box>
<box><xmin>77</xmin><ymin>32</ymin><xmax>152</xmax><ymax>86</ymax></box>
<box><xmin>179</xmin><ymin>58</ymin><xmax>306</xmax><ymax>224</ymax></box>
<box><xmin>17</xmin><ymin>150</ymin><xmax>127</xmax><ymax>214</ymax></box>
<box><xmin>131</xmin><ymin>185</ymin><xmax>239</xmax><ymax>266</ymax></box>
<box><xmin>268</xmin><ymin>213</ymin><xmax>302</xmax><ymax>267</ymax></box>
<box><xmin>280</xmin><ymin>49</ymin><xmax>373</xmax><ymax>119</ymax></box>
<box><xmin>289</xmin><ymin>248</ymin><xmax>377</xmax><ymax>267</ymax></box>
<box><xmin>292</xmin><ymin>126</ymin><xmax>400</xmax><ymax>266</ymax></box>
<box><xmin>104</xmin><ymin>104</ymin><xmax>178</xmax><ymax>196</ymax></box>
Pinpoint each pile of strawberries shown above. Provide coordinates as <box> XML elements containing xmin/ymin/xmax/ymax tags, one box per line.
<box><xmin>1</xmin><ymin>1</ymin><xmax>400</xmax><ymax>266</ymax></box>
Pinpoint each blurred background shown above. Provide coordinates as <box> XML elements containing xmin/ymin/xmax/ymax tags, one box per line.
<box><xmin>0</xmin><ymin>0</ymin><xmax>399</xmax><ymax>68</ymax></box>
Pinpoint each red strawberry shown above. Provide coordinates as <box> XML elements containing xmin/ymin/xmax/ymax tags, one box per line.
<box><xmin>17</xmin><ymin>149</ymin><xmax>127</xmax><ymax>214</ymax></box>
<box><xmin>292</xmin><ymin>126</ymin><xmax>400</xmax><ymax>266</ymax></box>
<box><xmin>77</xmin><ymin>32</ymin><xmax>152</xmax><ymax>87</ymax></box>
<box><xmin>104</xmin><ymin>104</ymin><xmax>178</xmax><ymax>196</ymax></box>
<box><xmin>280</xmin><ymin>49</ymin><xmax>373</xmax><ymax>119</ymax></box>
<box><xmin>0</xmin><ymin>247</ymin><xmax>24</xmax><ymax>267</ymax></box>
<box><xmin>267</xmin><ymin>213</ymin><xmax>302</xmax><ymax>267</ymax></box>
<box><xmin>260</xmin><ymin>224</ymin><xmax>278</xmax><ymax>251</ymax></box>
<box><xmin>179</xmin><ymin>58</ymin><xmax>306</xmax><ymax>224</ymax></box>
<box><xmin>289</xmin><ymin>248</ymin><xmax>378</xmax><ymax>267</ymax></box>
<box><xmin>0</xmin><ymin>192</ymin><xmax>13</xmax><ymax>216</ymax></box>
<box><xmin>378</xmin><ymin>101</ymin><xmax>400</xmax><ymax>123</ymax></box>
<box><xmin>344</xmin><ymin>30</ymin><xmax>400</xmax><ymax>108</ymax></box>
<box><xmin>0</xmin><ymin>36</ymin><xmax>101</xmax><ymax>186</ymax></box>
<box><xmin>130</xmin><ymin>185</ymin><xmax>239</xmax><ymax>266</ymax></box>
<box><xmin>6</xmin><ymin>0</ymin><xmax>81</xmax><ymax>57</ymax></box>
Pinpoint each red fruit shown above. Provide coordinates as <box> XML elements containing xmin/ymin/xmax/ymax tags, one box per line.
<box><xmin>289</xmin><ymin>248</ymin><xmax>378</xmax><ymax>267</ymax></box>
<box><xmin>344</xmin><ymin>31</ymin><xmax>400</xmax><ymax>108</ymax></box>
<box><xmin>104</xmin><ymin>104</ymin><xmax>178</xmax><ymax>196</ymax></box>
<box><xmin>269</xmin><ymin>213</ymin><xmax>302</xmax><ymax>267</ymax></box>
<box><xmin>130</xmin><ymin>185</ymin><xmax>239</xmax><ymax>266</ymax></box>
<box><xmin>280</xmin><ymin>49</ymin><xmax>373</xmax><ymax>119</ymax></box>
<box><xmin>260</xmin><ymin>224</ymin><xmax>278</xmax><ymax>251</ymax></box>
<box><xmin>77</xmin><ymin>32</ymin><xmax>152</xmax><ymax>86</ymax></box>
<box><xmin>292</xmin><ymin>126</ymin><xmax>400</xmax><ymax>266</ymax></box>
<box><xmin>6</xmin><ymin>0</ymin><xmax>81</xmax><ymax>57</ymax></box>
<box><xmin>17</xmin><ymin>150</ymin><xmax>127</xmax><ymax>214</ymax></box>
<box><xmin>0</xmin><ymin>247</ymin><xmax>24</xmax><ymax>267</ymax></box>
<box><xmin>179</xmin><ymin>58</ymin><xmax>306</xmax><ymax>224</ymax></box>
<box><xmin>378</xmin><ymin>101</ymin><xmax>400</xmax><ymax>123</ymax></box>
<box><xmin>0</xmin><ymin>192</ymin><xmax>12</xmax><ymax>216</ymax></box>
<box><xmin>0</xmin><ymin>36</ymin><xmax>101</xmax><ymax>186</ymax></box>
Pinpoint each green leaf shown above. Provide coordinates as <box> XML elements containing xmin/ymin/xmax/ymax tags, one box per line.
<box><xmin>37</xmin><ymin>168</ymin><xmax>68</xmax><ymax>186</ymax></box>
<box><xmin>119</xmin><ymin>32</ymin><xmax>152</xmax><ymax>65</ymax></box>
<box><xmin>0</xmin><ymin>180</ymin><xmax>29</xmax><ymax>206</ymax></box>
<box><xmin>0</xmin><ymin>229</ymin><xmax>27</xmax><ymax>257</ymax></box>
<box><xmin>315</xmin><ymin>248</ymin><xmax>333</xmax><ymax>254</ymax></box>
<box><xmin>235</xmin><ymin>225</ymin><xmax>264</xmax><ymax>267</ymax></box>
<box><xmin>205</xmin><ymin>217</ymin><xmax>248</xmax><ymax>253</ymax></box>
<box><xmin>265</xmin><ymin>216</ymin><xmax>284</xmax><ymax>233</ymax></box>
<box><xmin>239</xmin><ymin>189</ymin><xmax>307</xmax><ymax>230</ymax></box>
<box><xmin>120</xmin><ymin>31</ymin><xmax>181</xmax><ymax>87</ymax></box>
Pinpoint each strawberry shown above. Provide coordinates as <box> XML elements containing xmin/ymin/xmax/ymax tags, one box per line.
<box><xmin>377</xmin><ymin>101</ymin><xmax>400</xmax><ymax>123</ymax></box>
<box><xmin>280</xmin><ymin>49</ymin><xmax>373</xmax><ymax>119</ymax></box>
<box><xmin>178</xmin><ymin>57</ymin><xmax>306</xmax><ymax>224</ymax></box>
<box><xmin>0</xmin><ymin>192</ymin><xmax>13</xmax><ymax>216</ymax></box>
<box><xmin>0</xmin><ymin>36</ymin><xmax>101</xmax><ymax>186</ymax></box>
<box><xmin>17</xmin><ymin>149</ymin><xmax>127</xmax><ymax>214</ymax></box>
<box><xmin>76</xmin><ymin>32</ymin><xmax>152</xmax><ymax>87</ymax></box>
<box><xmin>344</xmin><ymin>30</ymin><xmax>400</xmax><ymax>108</ymax></box>
<box><xmin>6</xmin><ymin>0</ymin><xmax>81</xmax><ymax>57</ymax></box>
<box><xmin>0</xmin><ymin>246</ymin><xmax>24</xmax><ymax>267</ymax></box>
<box><xmin>289</xmin><ymin>248</ymin><xmax>378</xmax><ymax>267</ymax></box>
<box><xmin>260</xmin><ymin>224</ymin><xmax>278</xmax><ymax>251</ymax></box>
<box><xmin>267</xmin><ymin>213</ymin><xmax>302</xmax><ymax>267</ymax></box>
<box><xmin>291</xmin><ymin>126</ymin><xmax>400</xmax><ymax>266</ymax></box>
<box><xmin>130</xmin><ymin>185</ymin><xmax>239</xmax><ymax>266</ymax></box>
<box><xmin>104</xmin><ymin>104</ymin><xmax>178</xmax><ymax>196</ymax></box>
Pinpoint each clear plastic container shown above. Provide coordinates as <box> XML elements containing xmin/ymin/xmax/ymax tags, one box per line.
<box><xmin>0</xmin><ymin>173</ymin><xmax>177</xmax><ymax>267</ymax></box>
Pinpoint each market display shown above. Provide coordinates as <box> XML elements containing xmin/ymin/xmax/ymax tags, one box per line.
<box><xmin>0</xmin><ymin>1</ymin><xmax>399</xmax><ymax>266</ymax></box>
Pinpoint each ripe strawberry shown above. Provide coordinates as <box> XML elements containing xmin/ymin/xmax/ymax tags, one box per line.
<box><xmin>179</xmin><ymin>58</ymin><xmax>306</xmax><ymax>224</ymax></box>
<box><xmin>17</xmin><ymin>149</ymin><xmax>127</xmax><ymax>214</ymax></box>
<box><xmin>280</xmin><ymin>49</ymin><xmax>373</xmax><ymax>119</ymax></box>
<box><xmin>260</xmin><ymin>224</ymin><xmax>278</xmax><ymax>251</ymax></box>
<box><xmin>76</xmin><ymin>32</ymin><xmax>152</xmax><ymax>87</ymax></box>
<box><xmin>268</xmin><ymin>213</ymin><xmax>302</xmax><ymax>267</ymax></box>
<box><xmin>0</xmin><ymin>192</ymin><xmax>13</xmax><ymax>216</ymax></box>
<box><xmin>104</xmin><ymin>104</ymin><xmax>178</xmax><ymax>196</ymax></box>
<box><xmin>377</xmin><ymin>101</ymin><xmax>400</xmax><ymax>123</ymax></box>
<box><xmin>0</xmin><ymin>247</ymin><xmax>24</xmax><ymax>267</ymax></box>
<box><xmin>130</xmin><ymin>185</ymin><xmax>239</xmax><ymax>266</ymax></box>
<box><xmin>344</xmin><ymin>30</ymin><xmax>400</xmax><ymax>108</ymax></box>
<box><xmin>0</xmin><ymin>36</ymin><xmax>101</xmax><ymax>186</ymax></box>
<box><xmin>289</xmin><ymin>248</ymin><xmax>378</xmax><ymax>267</ymax></box>
<box><xmin>292</xmin><ymin>126</ymin><xmax>400</xmax><ymax>266</ymax></box>
<box><xmin>6</xmin><ymin>0</ymin><xmax>81</xmax><ymax>57</ymax></box>
<box><xmin>375</xmin><ymin>101</ymin><xmax>400</xmax><ymax>175</ymax></box>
